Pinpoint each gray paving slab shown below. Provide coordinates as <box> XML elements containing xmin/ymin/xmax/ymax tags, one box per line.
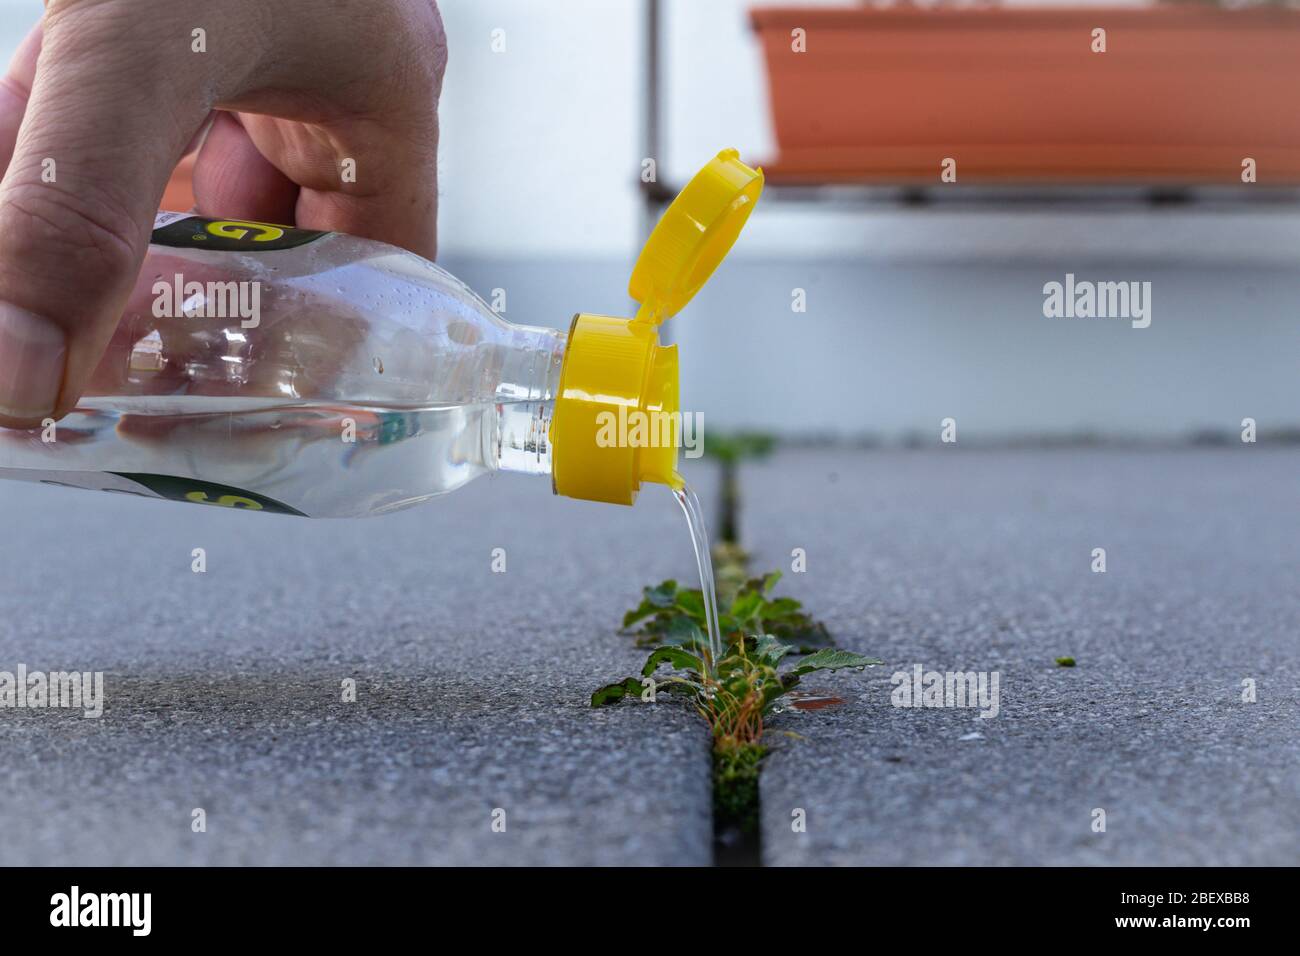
<box><xmin>745</xmin><ymin>448</ymin><xmax>1300</xmax><ymax>866</ymax></box>
<box><xmin>0</xmin><ymin>467</ymin><xmax>716</xmax><ymax>865</ymax></box>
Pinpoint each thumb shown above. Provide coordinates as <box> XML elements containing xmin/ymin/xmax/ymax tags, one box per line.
<box><xmin>0</xmin><ymin>5</ymin><xmax>211</xmax><ymax>426</ymax></box>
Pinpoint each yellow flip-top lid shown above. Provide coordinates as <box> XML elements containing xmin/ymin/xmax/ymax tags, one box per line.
<box><xmin>551</xmin><ymin>150</ymin><xmax>764</xmax><ymax>505</ymax></box>
<box><xmin>629</xmin><ymin>149</ymin><xmax>766</xmax><ymax>324</ymax></box>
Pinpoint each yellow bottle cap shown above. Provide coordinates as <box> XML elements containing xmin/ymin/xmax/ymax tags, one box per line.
<box><xmin>551</xmin><ymin>150</ymin><xmax>764</xmax><ymax>505</ymax></box>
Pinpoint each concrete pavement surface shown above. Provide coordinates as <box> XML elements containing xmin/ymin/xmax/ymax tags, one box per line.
<box><xmin>0</xmin><ymin>470</ymin><xmax>713</xmax><ymax>865</ymax></box>
<box><xmin>746</xmin><ymin>448</ymin><xmax>1300</xmax><ymax>865</ymax></box>
<box><xmin>3</xmin><ymin>447</ymin><xmax>1295</xmax><ymax>866</ymax></box>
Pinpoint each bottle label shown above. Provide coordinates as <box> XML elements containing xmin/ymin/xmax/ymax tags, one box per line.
<box><xmin>0</xmin><ymin>467</ymin><xmax>306</xmax><ymax>516</ymax></box>
<box><xmin>150</xmin><ymin>212</ymin><xmax>328</xmax><ymax>252</ymax></box>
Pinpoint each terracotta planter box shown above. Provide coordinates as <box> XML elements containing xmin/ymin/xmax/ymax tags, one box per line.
<box><xmin>163</xmin><ymin>154</ymin><xmax>196</xmax><ymax>212</ymax></box>
<box><xmin>750</xmin><ymin>6</ymin><xmax>1300</xmax><ymax>185</ymax></box>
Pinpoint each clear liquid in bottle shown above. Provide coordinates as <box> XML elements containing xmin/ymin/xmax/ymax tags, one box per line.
<box><xmin>0</xmin><ymin>214</ymin><xmax>565</xmax><ymax>517</ymax></box>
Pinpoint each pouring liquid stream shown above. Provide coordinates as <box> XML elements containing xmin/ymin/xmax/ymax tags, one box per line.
<box><xmin>672</xmin><ymin>482</ymin><xmax>722</xmax><ymax>672</ymax></box>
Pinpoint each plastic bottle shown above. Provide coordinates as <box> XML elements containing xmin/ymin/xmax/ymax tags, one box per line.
<box><xmin>0</xmin><ymin>150</ymin><xmax>763</xmax><ymax>517</ymax></box>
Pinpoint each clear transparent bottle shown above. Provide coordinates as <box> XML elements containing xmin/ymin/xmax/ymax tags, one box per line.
<box><xmin>0</xmin><ymin>150</ymin><xmax>764</xmax><ymax>517</ymax></box>
<box><xmin>0</xmin><ymin>213</ymin><xmax>572</xmax><ymax>517</ymax></box>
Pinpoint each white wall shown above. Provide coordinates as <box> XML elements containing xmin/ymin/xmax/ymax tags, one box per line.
<box><xmin>435</xmin><ymin>0</ymin><xmax>645</xmax><ymax>259</ymax></box>
<box><xmin>4</xmin><ymin>0</ymin><xmax>1284</xmax><ymax>266</ymax></box>
<box><xmin>3</xmin><ymin>0</ymin><xmax>1296</xmax><ymax>438</ymax></box>
<box><xmin>437</xmin><ymin>0</ymin><xmax>1168</xmax><ymax>261</ymax></box>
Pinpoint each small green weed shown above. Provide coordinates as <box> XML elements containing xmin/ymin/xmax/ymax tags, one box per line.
<box><xmin>593</xmin><ymin>635</ymin><xmax>878</xmax><ymax>730</ymax></box>
<box><xmin>600</xmin><ymin>430</ymin><xmax>872</xmax><ymax>842</ymax></box>
<box><xmin>706</xmin><ymin>431</ymin><xmax>776</xmax><ymax>547</ymax></box>
<box><xmin>619</xmin><ymin>571</ymin><xmax>833</xmax><ymax>654</ymax></box>
<box><xmin>713</xmin><ymin>740</ymin><xmax>766</xmax><ymax>834</ymax></box>
<box><xmin>593</xmin><ymin>624</ymin><xmax>880</xmax><ymax>832</ymax></box>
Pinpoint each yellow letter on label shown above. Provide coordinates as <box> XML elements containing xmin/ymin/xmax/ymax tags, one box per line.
<box><xmin>207</xmin><ymin>220</ymin><xmax>285</xmax><ymax>243</ymax></box>
<box><xmin>185</xmin><ymin>491</ymin><xmax>263</xmax><ymax>510</ymax></box>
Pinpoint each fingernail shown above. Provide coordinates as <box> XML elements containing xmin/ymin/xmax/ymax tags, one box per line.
<box><xmin>0</xmin><ymin>303</ymin><xmax>66</xmax><ymax>420</ymax></box>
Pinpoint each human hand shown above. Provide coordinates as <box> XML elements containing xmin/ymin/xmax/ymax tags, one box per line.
<box><xmin>0</xmin><ymin>0</ymin><xmax>447</xmax><ymax>427</ymax></box>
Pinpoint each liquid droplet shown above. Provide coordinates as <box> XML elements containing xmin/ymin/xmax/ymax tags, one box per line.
<box><xmin>372</xmin><ymin>357</ymin><xmax>384</xmax><ymax>374</ymax></box>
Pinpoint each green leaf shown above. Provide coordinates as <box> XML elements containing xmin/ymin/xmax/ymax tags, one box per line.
<box><xmin>729</xmin><ymin>589</ymin><xmax>765</xmax><ymax>625</ymax></box>
<box><xmin>662</xmin><ymin>616</ymin><xmax>707</xmax><ymax>650</ymax></box>
<box><xmin>674</xmin><ymin>588</ymin><xmax>706</xmax><ymax>622</ymax></box>
<box><xmin>761</xmin><ymin>596</ymin><xmax>803</xmax><ymax>620</ymax></box>
<box><xmin>787</xmin><ymin>648</ymin><xmax>882</xmax><ymax>678</ymax></box>
<box><xmin>760</xmin><ymin>570</ymin><xmax>782</xmax><ymax>595</ymax></box>
<box><xmin>645</xmin><ymin>580</ymin><xmax>679</xmax><ymax>608</ymax></box>
<box><xmin>641</xmin><ymin>646</ymin><xmax>705</xmax><ymax>678</ymax></box>
<box><xmin>621</xmin><ymin>599</ymin><xmax>659</xmax><ymax>630</ymax></box>
<box><xmin>754</xmin><ymin>634</ymin><xmax>794</xmax><ymax>666</ymax></box>
<box><xmin>768</xmin><ymin>613</ymin><xmax>834</xmax><ymax>651</ymax></box>
<box><xmin>590</xmin><ymin>677</ymin><xmax>644</xmax><ymax>707</ymax></box>
<box><xmin>633</xmin><ymin>630</ymin><xmax>664</xmax><ymax>648</ymax></box>
<box><xmin>758</xmin><ymin>677</ymin><xmax>789</xmax><ymax>712</ymax></box>
<box><xmin>713</xmin><ymin>655</ymin><xmax>748</xmax><ymax>679</ymax></box>
<box><xmin>655</xmin><ymin>675</ymin><xmax>706</xmax><ymax>696</ymax></box>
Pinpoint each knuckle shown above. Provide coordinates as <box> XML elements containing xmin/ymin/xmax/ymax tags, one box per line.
<box><xmin>44</xmin><ymin>0</ymin><xmax>135</xmax><ymax>38</ymax></box>
<box><xmin>393</xmin><ymin>0</ymin><xmax>448</xmax><ymax>96</ymax></box>
<box><xmin>422</xmin><ymin>1</ymin><xmax>449</xmax><ymax>77</ymax></box>
<box><xmin>43</xmin><ymin>0</ymin><xmax>108</xmax><ymax>18</ymax></box>
<box><xmin>0</xmin><ymin>183</ymin><xmax>140</xmax><ymax>291</ymax></box>
<box><xmin>40</xmin><ymin>0</ymin><xmax>178</xmax><ymax>97</ymax></box>
<box><xmin>43</xmin><ymin>0</ymin><xmax>187</xmax><ymax>80</ymax></box>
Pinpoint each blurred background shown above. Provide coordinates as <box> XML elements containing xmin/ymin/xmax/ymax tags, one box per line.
<box><xmin>2</xmin><ymin>0</ymin><xmax>1298</xmax><ymax>442</ymax></box>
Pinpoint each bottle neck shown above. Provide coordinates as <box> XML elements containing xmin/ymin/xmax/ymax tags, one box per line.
<box><xmin>489</xmin><ymin>324</ymin><xmax>566</xmax><ymax>479</ymax></box>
